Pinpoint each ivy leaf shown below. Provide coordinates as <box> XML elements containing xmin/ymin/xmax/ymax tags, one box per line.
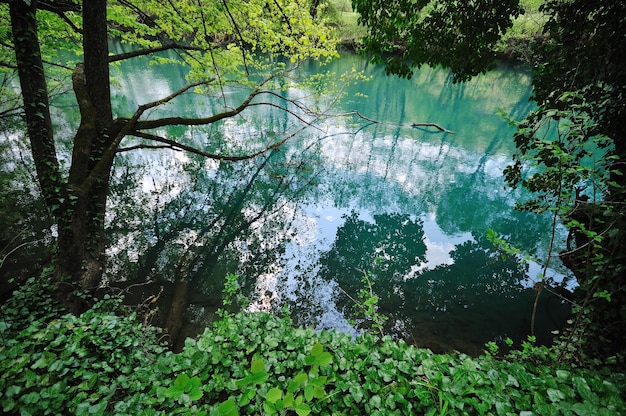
<box><xmin>217</xmin><ymin>399</ymin><xmax>239</xmax><ymax>416</ymax></box>
<box><xmin>266</xmin><ymin>387</ymin><xmax>283</xmax><ymax>404</ymax></box>
<box><xmin>294</xmin><ymin>402</ymin><xmax>311</xmax><ymax>416</ymax></box>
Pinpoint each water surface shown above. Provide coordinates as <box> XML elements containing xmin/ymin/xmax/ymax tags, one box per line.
<box><xmin>56</xmin><ymin>46</ymin><xmax>572</xmax><ymax>353</ymax></box>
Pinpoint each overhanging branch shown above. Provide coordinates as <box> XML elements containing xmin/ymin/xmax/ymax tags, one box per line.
<box><xmin>125</xmin><ymin>127</ymin><xmax>307</xmax><ymax>161</ymax></box>
<box><xmin>132</xmin><ymin>74</ymin><xmax>276</xmax><ymax>130</ymax></box>
<box><xmin>108</xmin><ymin>44</ymin><xmax>206</xmax><ymax>63</ymax></box>
<box><xmin>342</xmin><ymin>110</ymin><xmax>455</xmax><ymax>134</ymax></box>
<box><xmin>38</xmin><ymin>0</ymin><xmax>82</xmax><ymax>34</ymax></box>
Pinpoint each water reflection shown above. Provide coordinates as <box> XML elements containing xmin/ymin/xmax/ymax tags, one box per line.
<box><xmin>90</xmin><ymin>50</ymin><xmax>574</xmax><ymax>352</ymax></box>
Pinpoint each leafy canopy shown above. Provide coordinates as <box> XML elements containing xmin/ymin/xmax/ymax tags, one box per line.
<box><xmin>352</xmin><ymin>0</ymin><xmax>523</xmax><ymax>80</ymax></box>
<box><xmin>0</xmin><ymin>0</ymin><xmax>339</xmax><ymax>124</ymax></box>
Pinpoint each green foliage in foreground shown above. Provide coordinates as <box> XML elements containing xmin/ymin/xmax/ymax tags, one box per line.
<box><xmin>1</xmin><ymin>279</ymin><xmax>625</xmax><ymax>415</ymax></box>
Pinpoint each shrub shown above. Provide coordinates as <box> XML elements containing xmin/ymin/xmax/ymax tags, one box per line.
<box><xmin>1</xmin><ymin>278</ymin><xmax>625</xmax><ymax>415</ymax></box>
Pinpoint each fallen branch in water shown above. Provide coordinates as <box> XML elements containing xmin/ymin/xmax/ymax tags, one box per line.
<box><xmin>410</xmin><ymin>122</ymin><xmax>455</xmax><ymax>134</ymax></box>
<box><xmin>343</xmin><ymin>110</ymin><xmax>455</xmax><ymax>134</ymax></box>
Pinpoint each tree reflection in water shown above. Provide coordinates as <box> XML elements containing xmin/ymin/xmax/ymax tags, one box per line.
<box><xmin>91</xmin><ymin>52</ymin><xmax>573</xmax><ymax>353</ymax></box>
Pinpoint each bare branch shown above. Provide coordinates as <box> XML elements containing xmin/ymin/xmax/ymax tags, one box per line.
<box><xmin>39</xmin><ymin>0</ymin><xmax>81</xmax><ymax>13</ymax></box>
<box><xmin>0</xmin><ymin>61</ymin><xmax>17</xmax><ymax>70</ymax></box>
<box><xmin>126</xmin><ymin>127</ymin><xmax>305</xmax><ymax>161</ymax></box>
<box><xmin>117</xmin><ymin>144</ymin><xmax>178</xmax><ymax>153</ymax></box>
<box><xmin>246</xmin><ymin>101</ymin><xmax>320</xmax><ymax>130</ymax></box>
<box><xmin>336</xmin><ymin>110</ymin><xmax>455</xmax><ymax>134</ymax></box>
<box><xmin>132</xmin><ymin>76</ymin><xmax>276</xmax><ymax>131</ymax></box>
<box><xmin>108</xmin><ymin>44</ymin><xmax>205</xmax><ymax>63</ymax></box>
<box><xmin>221</xmin><ymin>0</ymin><xmax>250</xmax><ymax>74</ymax></box>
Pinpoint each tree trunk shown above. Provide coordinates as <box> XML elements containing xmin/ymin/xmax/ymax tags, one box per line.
<box><xmin>10</xmin><ymin>0</ymin><xmax>116</xmax><ymax>313</ymax></box>
<box><xmin>55</xmin><ymin>0</ymin><xmax>115</xmax><ymax>309</ymax></box>
<box><xmin>9</xmin><ymin>1</ymin><xmax>63</xmax><ymax>211</ymax></box>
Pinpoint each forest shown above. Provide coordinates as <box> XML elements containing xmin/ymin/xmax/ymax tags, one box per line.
<box><xmin>1</xmin><ymin>0</ymin><xmax>625</xmax><ymax>414</ymax></box>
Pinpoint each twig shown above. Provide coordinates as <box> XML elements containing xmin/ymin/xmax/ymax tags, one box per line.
<box><xmin>336</xmin><ymin>110</ymin><xmax>455</xmax><ymax>134</ymax></box>
<box><xmin>0</xmin><ymin>238</ymin><xmax>45</xmax><ymax>272</ymax></box>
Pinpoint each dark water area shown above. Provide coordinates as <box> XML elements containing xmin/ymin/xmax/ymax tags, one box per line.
<box><xmin>51</xmin><ymin>44</ymin><xmax>572</xmax><ymax>354</ymax></box>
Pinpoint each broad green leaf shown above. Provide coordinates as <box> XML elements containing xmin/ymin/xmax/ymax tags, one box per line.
<box><xmin>164</xmin><ymin>384</ymin><xmax>184</xmax><ymax>399</ymax></box>
<box><xmin>294</xmin><ymin>373</ymin><xmax>308</xmax><ymax>385</ymax></box>
<box><xmin>547</xmin><ymin>388</ymin><xmax>565</xmax><ymax>403</ymax></box>
<box><xmin>304</xmin><ymin>384</ymin><xmax>314</xmax><ymax>402</ymax></box>
<box><xmin>173</xmin><ymin>373</ymin><xmax>190</xmax><ymax>389</ymax></box>
<box><xmin>266</xmin><ymin>387</ymin><xmax>283</xmax><ymax>403</ymax></box>
<box><xmin>295</xmin><ymin>403</ymin><xmax>311</xmax><ymax>416</ymax></box>
<box><xmin>283</xmin><ymin>392</ymin><xmax>295</xmax><ymax>408</ymax></box>
<box><xmin>251</xmin><ymin>359</ymin><xmax>265</xmax><ymax>374</ymax></box>
<box><xmin>316</xmin><ymin>351</ymin><xmax>332</xmax><ymax>367</ymax></box>
<box><xmin>263</xmin><ymin>400</ymin><xmax>276</xmax><ymax>415</ymax></box>
<box><xmin>189</xmin><ymin>387</ymin><xmax>203</xmax><ymax>401</ymax></box>
<box><xmin>573</xmin><ymin>377</ymin><xmax>599</xmax><ymax>405</ymax></box>
<box><xmin>310</xmin><ymin>343</ymin><xmax>323</xmax><ymax>356</ymax></box>
<box><xmin>218</xmin><ymin>399</ymin><xmax>239</xmax><ymax>416</ymax></box>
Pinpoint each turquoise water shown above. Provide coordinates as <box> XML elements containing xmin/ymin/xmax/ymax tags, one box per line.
<box><xmin>53</xmin><ymin>44</ymin><xmax>572</xmax><ymax>353</ymax></box>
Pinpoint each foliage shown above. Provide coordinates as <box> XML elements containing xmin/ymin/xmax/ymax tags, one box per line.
<box><xmin>350</xmin><ymin>0</ymin><xmax>626</xmax><ymax>368</ymax></box>
<box><xmin>0</xmin><ymin>276</ymin><xmax>167</xmax><ymax>415</ymax></box>
<box><xmin>501</xmin><ymin>89</ymin><xmax>626</xmax><ymax>368</ymax></box>
<box><xmin>352</xmin><ymin>0</ymin><xmax>523</xmax><ymax>80</ymax></box>
<box><xmin>342</xmin><ymin>268</ymin><xmax>388</xmax><ymax>337</ymax></box>
<box><xmin>1</xmin><ymin>0</ymin><xmax>343</xmax><ymax>307</ymax></box>
<box><xmin>2</xmin><ymin>278</ymin><xmax>626</xmax><ymax>415</ymax></box>
<box><xmin>495</xmin><ymin>0</ymin><xmax>549</xmax><ymax>64</ymax></box>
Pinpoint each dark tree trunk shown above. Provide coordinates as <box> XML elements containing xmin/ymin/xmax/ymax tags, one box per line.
<box><xmin>55</xmin><ymin>0</ymin><xmax>115</xmax><ymax>305</ymax></box>
<box><xmin>10</xmin><ymin>0</ymin><xmax>116</xmax><ymax>313</ymax></box>
<box><xmin>9</xmin><ymin>1</ymin><xmax>63</xmax><ymax>211</ymax></box>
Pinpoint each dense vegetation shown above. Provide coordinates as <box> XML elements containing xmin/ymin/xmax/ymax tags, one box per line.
<box><xmin>353</xmin><ymin>0</ymin><xmax>626</xmax><ymax>370</ymax></box>
<box><xmin>2</xmin><ymin>276</ymin><xmax>625</xmax><ymax>415</ymax></box>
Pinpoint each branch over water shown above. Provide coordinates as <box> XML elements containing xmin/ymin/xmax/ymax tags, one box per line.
<box><xmin>344</xmin><ymin>110</ymin><xmax>455</xmax><ymax>134</ymax></box>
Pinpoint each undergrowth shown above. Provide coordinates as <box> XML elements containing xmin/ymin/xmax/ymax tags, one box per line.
<box><xmin>1</xmin><ymin>276</ymin><xmax>625</xmax><ymax>415</ymax></box>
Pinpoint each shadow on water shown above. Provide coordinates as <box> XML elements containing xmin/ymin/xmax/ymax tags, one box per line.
<box><xmin>48</xmin><ymin>46</ymin><xmax>572</xmax><ymax>353</ymax></box>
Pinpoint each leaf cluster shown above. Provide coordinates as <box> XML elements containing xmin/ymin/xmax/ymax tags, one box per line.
<box><xmin>2</xmin><ymin>278</ymin><xmax>626</xmax><ymax>415</ymax></box>
<box><xmin>353</xmin><ymin>0</ymin><xmax>523</xmax><ymax>81</ymax></box>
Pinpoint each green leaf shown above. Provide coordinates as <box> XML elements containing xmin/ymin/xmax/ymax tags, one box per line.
<box><xmin>294</xmin><ymin>373</ymin><xmax>308</xmax><ymax>385</ymax></box>
<box><xmin>310</xmin><ymin>343</ymin><xmax>323</xmax><ymax>356</ymax></box>
<box><xmin>266</xmin><ymin>387</ymin><xmax>283</xmax><ymax>403</ymax></box>
<box><xmin>295</xmin><ymin>402</ymin><xmax>311</xmax><ymax>416</ymax></box>
<box><xmin>88</xmin><ymin>400</ymin><xmax>108</xmax><ymax>415</ymax></box>
<box><xmin>263</xmin><ymin>400</ymin><xmax>277</xmax><ymax>415</ymax></box>
<box><xmin>189</xmin><ymin>387</ymin><xmax>203</xmax><ymax>401</ymax></box>
<box><xmin>316</xmin><ymin>352</ymin><xmax>333</xmax><ymax>367</ymax></box>
<box><xmin>218</xmin><ymin>399</ymin><xmax>239</xmax><ymax>416</ymax></box>
<box><xmin>547</xmin><ymin>388</ymin><xmax>565</xmax><ymax>403</ymax></box>
<box><xmin>572</xmin><ymin>377</ymin><xmax>599</xmax><ymax>405</ymax></box>
<box><xmin>283</xmin><ymin>392</ymin><xmax>295</xmax><ymax>408</ymax></box>
<box><xmin>251</xmin><ymin>359</ymin><xmax>265</xmax><ymax>374</ymax></box>
<box><xmin>304</xmin><ymin>384</ymin><xmax>314</xmax><ymax>402</ymax></box>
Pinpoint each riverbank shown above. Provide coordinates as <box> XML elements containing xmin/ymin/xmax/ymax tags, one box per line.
<box><xmin>2</xmin><ymin>277</ymin><xmax>625</xmax><ymax>415</ymax></box>
<box><xmin>330</xmin><ymin>0</ymin><xmax>548</xmax><ymax>65</ymax></box>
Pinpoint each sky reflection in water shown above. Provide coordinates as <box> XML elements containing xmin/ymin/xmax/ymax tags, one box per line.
<box><xmin>96</xmin><ymin>46</ymin><xmax>573</xmax><ymax>353</ymax></box>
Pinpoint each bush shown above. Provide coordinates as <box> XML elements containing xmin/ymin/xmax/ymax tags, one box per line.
<box><xmin>1</xmin><ymin>278</ymin><xmax>625</xmax><ymax>415</ymax></box>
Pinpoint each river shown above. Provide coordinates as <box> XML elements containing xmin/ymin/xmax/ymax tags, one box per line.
<box><xmin>53</xmin><ymin>44</ymin><xmax>572</xmax><ymax>354</ymax></box>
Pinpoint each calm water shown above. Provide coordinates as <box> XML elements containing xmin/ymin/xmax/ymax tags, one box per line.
<box><xmin>54</xmin><ymin>44</ymin><xmax>572</xmax><ymax>353</ymax></box>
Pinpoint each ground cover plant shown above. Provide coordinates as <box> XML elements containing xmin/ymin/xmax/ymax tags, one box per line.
<box><xmin>1</xmin><ymin>276</ymin><xmax>625</xmax><ymax>415</ymax></box>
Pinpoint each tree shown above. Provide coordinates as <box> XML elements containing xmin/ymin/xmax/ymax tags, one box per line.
<box><xmin>352</xmin><ymin>0</ymin><xmax>626</xmax><ymax>365</ymax></box>
<box><xmin>504</xmin><ymin>0</ymin><xmax>626</xmax><ymax>365</ymax></box>
<box><xmin>352</xmin><ymin>0</ymin><xmax>523</xmax><ymax>80</ymax></box>
<box><xmin>1</xmin><ymin>0</ymin><xmax>337</xmax><ymax>312</ymax></box>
